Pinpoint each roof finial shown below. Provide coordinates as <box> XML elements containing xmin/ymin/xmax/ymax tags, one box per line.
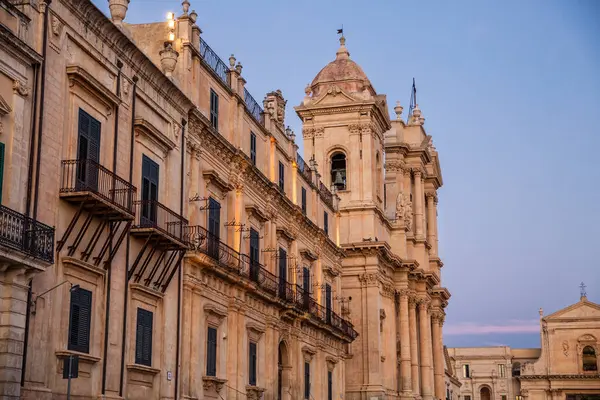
<box><xmin>336</xmin><ymin>25</ymin><xmax>349</xmax><ymax>60</ymax></box>
<box><xmin>580</xmin><ymin>282</ymin><xmax>587</xmax><ymax>300</ymax></box>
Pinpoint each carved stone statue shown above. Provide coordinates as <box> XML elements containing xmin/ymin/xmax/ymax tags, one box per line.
<box><xmin>404</xmin><ymin>195</ymin><xmax>413</xmax><ymax>231</ymax></box>
<box><xmin>395</xmin><ymin>192</ymin><xmax>405</xmax><ymax>221</ymax></box>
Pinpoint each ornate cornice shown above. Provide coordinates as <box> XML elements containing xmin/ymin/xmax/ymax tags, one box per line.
<box><xmin>61</xmin><ymin>0</ymin><xmax>194</xmax><ymax>116</ymax></box>
<box><xmin>518</xmin><ymin>374</ymin><xmax>600</xmax><ymax>380</ymax></box>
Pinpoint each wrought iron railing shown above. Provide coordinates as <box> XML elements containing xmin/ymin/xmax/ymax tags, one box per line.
<box><xmin>132</xmin><ymin>200</ymin><xmax>188</xmax><ymax>244</ymax></box>
<box><xmin>185</xmin><ymin>225</ymin><xmax>358</xmax><ymax>340</ymax></box>
<box><xmin>319</xmin><ymin>181</ymin><xmax>334</xmax><ymax>209</ymax></box>
<box><xmin>60</xmin><ymin>159</ymin><xmax>137</xmax><ymax>216</ymax></box>
<box><xmin>296</xmin><ymin>153</ymin><xmax>312</xmax><ymax>183</ymax></box>
<box><xmin>0</xmin><ymin>205</ymin><xmax>54</xmax><ymax>263</ymax></box>
<box><xmin>244</xmin><ymin>87</ymin><xmax>263</xmax><ymax>125</ymax></box>
<box><xmin>199</xmin><ymin>37</ymin><xmax>229</xmax><ymax>87</ymax></box>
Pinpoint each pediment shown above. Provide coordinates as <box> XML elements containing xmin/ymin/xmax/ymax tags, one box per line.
<box><xmin>0</xmin><ymin>94</ymin><xmax>12</xmax><ymax>116</ymax></box>
<box><xmin>544</xmin><ymin>299</ymin><xmax>600</xmax><ymax>320</ymax></box>
<box><xmin>311</xmin><ymin>85</ymin><xmax>361</xmax><ymax>106</ymax></box>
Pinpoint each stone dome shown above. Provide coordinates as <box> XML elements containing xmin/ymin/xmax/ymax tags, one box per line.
<box><xmin>309</xmin><ymin>36</ymin><xmax>374</xmax><ymax>98</ymax></box>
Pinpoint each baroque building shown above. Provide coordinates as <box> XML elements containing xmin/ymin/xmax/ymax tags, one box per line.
<box><xmin>448</xmin><ymin>294</ymin><xmax>600</xmax><ymax>400</ymax></box>
<box><xmin>0</xmin><ymin>0</ymin><xmax>450</xmax><ymax>399</ymax></box>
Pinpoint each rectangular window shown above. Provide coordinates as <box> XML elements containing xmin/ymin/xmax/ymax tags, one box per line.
<box><xmin>141</xmin><ymin>155</ymin><xmax>159</xmax><ymax>225</ymax></box>
<box><xmin>498</xmin><ymin>364</ymin><xmax>506</xmax><ymax>377</ymax></box>
<box><xmin>502</xmin><ymin>396</ymin><xmax>507</xmax><ymax>400</ymax></box>
<box><xmin>278</xmin><ymin>247</ymin><xmax>287</xmax><ymax>299</ymax></box>
<box><xmin>249</xmin><ymin>228</ymin><xmax>260</xmax><ymax>282</ymax></box>
<box><xmin>206</xmin><ymin>326</ymin><xmax>217</xmax><ymax>376</ymax></box>
<box><xmin>0</xmin><ymin>142</ymin><xmax>4</xmax><ymax>204</ymax></box>
<box><xmin>327</xmin><ymin>370</ymin><xmax>333</xmax><ymax>400</ymax></box>
<box><xmin>301</xmin><ymin>187</ymin><xmax>307</xmax><ymax>215</ymax></box>
<box><xmin>302</xmin><ymin>266</ymin><xmax>310</xmax><ymax>308</ymax></box>
<box><xmin>465</xmin><ymin>396</ymin><xmax>472</xmax><ymax>400</ymax></box>
<box><xmin>76</xmin><ymin>109</ymin><xmax>101</xmax><ymax>190</ymax></box>
<box><xmin>249</xmin><ymin>342</ymin><xmax>257</xmax><ymax>386</ymax></box>
<box><xmin>324</xmin><ymin>211</ymin><xmax>329</xmax><ymax>235</ymax></box>
<box><xmin>68</xmin><ymin>288</ymin><xmax>92</xmax><ymax>353</ymax></box>
<box><xmin>250</xmin><ymin>132</ymin><xmax>256</xmax><ymax>165</ymax></box>
<box><xmin>210</xmin><ymin>89</ymin><xmax>219</xmax><ymax>130</ymax></box>
<box><xmin>207</xmin><ymin>197</ymin><xmax>221</xmax><ymax>259</ymax></box>
<box><xmin>278</xmin><ymin>161</ymin><xmax>285</xmax><ymax>192</ymax></box>
<box><xmin>135</xmin><ymin>308</ymin><xmax>153</xmax><ymax>366</ymax></box>
<box><xmin>304</xmin><ymin>361</ymin><xmax>310</xmax><ymax>399</ymax></box>
<box><xmin>325</xmin><ymin>283</ymin><xmax>332</xmax><ymax>324</ymax></box>
<box><xmin>463</xmin><ymin>364</ymin><xmax>470</xmax><ymax>378</ymax></box>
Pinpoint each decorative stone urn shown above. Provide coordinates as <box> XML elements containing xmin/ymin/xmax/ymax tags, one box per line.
<box><xmin>159</xmin><ymin>42</ymin><xmax>179</xmax><ymax>77</ymax></box>
<box><xmin>108</xmin><ymin>0</ymin><xmax>130</xmax><ymax>24</ymax></box>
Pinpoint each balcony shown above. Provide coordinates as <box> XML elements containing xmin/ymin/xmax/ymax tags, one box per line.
<box><xmin>130</xmin><ymin>200</ymin><xmax>188</xmax><ymax>250</ymax></box>
<box><xmin>60</xmin><ymin>159</ymin><xmax>136</xmax><ymax>220</ymax></box>
<box><xmin>185</xmin><ymin>225</ymin><xmax>358</xmax><ymax>341</ymax></box>
<box><xmin>0</xmin><ymin>205</ymin><xmax>54</xmax><ymax>264</ymax></box>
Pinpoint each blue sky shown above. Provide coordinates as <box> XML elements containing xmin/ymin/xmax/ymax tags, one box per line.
<box><xmin>93</xmin><ymin>0</ymin><xmax>600</xmax><ymax>348</ymax></box>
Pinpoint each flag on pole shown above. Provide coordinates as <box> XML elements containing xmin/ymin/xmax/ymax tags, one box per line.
<box><xmin>337</xmin><ymin>27</ymin><xmax>343</xmax><ymax>35</ymax></box>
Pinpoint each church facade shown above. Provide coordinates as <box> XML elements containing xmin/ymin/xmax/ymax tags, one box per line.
<box><xmin>0</xmin><ymin>1</ymin><xmax>450</xmax><ymax>399</ymax></box>
<box><xmin>448</xmin><ymin>295</ymin><xmax>600</xmax><ymax>400</ymax></box>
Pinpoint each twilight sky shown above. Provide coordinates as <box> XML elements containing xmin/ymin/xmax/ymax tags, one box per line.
<box><xmin>93</xmin><ymin>0</ymin><xmax>600</xmax><ymax>348</ymax></box>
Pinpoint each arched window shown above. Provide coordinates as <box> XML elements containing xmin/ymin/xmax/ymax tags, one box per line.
<box><xmin>582</xmin><ymin>346</ymin><xmax>598</xmax><ymax>371</ymax></box>
<box><xmin>331</xmin><ymin>152</ymin><xmax>346</xmax><ymax>190</ymax></box>
<box><xmin>512</xmin><ymin>362</ymin><xmax>521</xmax><ymax>377</ymax></box>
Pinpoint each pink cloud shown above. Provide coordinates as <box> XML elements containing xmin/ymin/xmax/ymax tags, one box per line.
<box><xmin>444</xmin><ymin>320</ymin><xmax>540</xmax><ymax>335</ymax></box>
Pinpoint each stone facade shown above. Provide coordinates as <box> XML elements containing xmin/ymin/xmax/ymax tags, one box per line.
<box><xmin>448</xmin><ymin>296</ymin><xmax>600</xmax><ymax>400</ymax></box>
<box><xmin>0</xmin><ymin>1</ymin><xmax>450</xmax><ymax>399</ymax></box>
<box><xmin>295</xmin><ymin>35</ymin><xmax>450</xmax><ymax>400</ymax></box>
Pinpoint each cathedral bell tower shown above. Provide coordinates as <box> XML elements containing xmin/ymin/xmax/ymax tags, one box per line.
<box><xmin>295</xmin><ymin>35</ymin><xmax>391</xmax><ymax>243</ymax></box>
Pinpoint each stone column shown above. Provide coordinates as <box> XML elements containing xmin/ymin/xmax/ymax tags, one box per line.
<box><xmin>418</xmin><ymin>298</ymin><xmax>433</xmax><ymax>400</ymax></box>
<box><xmin>425</xmin><ymin>192</ymin><xmax>437</xmax><ymax>255</ymax></box>
<box><xmin>433</xmin><ymin>197</ymin><xmax>439</xmax><ymax>257</ymax></box>
<box><xmin>409</xmin><ymin>294</ymin><xmax>421</xmax><ymax>397</ymax></box>
<box><xmin>0</xmin><ymin>267</ymin><xmax>29</xmax><ymax>400</ymax></box>
<box><xmin>431</xmin><ymin>310</ymin><xmax>445</xmax><ymax>400</ymax></box>
<box><xmin>399</xmin><ymin>289</ymin><xmax>413</xmax><ymax>398</ymax></box>
<box><xmin>413</xmin><ymin>169</ymin><xmax>424</xmax><ymax>238</ymax></box>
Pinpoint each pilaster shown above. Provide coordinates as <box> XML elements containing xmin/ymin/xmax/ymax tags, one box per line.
<box><xmin>398</xmin><ymin>289</ymin><xmax>413</xmax><ymax>398</ymax></box>
<box><xmin>409</xmin><ymin>293</ymin><xmax>421</xmax><ymax>398</ymax></box>
<box><xmin>418</xmin><ymin>296</ymin><xmax>433</xmax><ymax>400</ymax></box>
<box><xmin>431</xmin><ymin>309</ymin><xmax>445</xmax><ymax>400</ymax></box>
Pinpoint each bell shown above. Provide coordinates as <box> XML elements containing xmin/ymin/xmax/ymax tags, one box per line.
<box><xmin>334</xmin><ymin>171</ymin><xmax>344</xmax><ymax>187</ymax></box>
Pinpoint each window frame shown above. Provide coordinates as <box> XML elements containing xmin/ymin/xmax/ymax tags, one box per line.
<box><xmin>278</xmin><ymin>161</ymin><xmax>285</xmax><ymax>192</ymax></box>
<box><xmin>210</xmin><ymin>89</ymin><xmax>219</xmax><ymax>130</ymax></box>
<box><xmin>135</xmin><ymin>307</ymin><xmax>153</xmax><ymax>366</ymax></box>
<box><xmin>324</xmin><ymin>211</ymin><xmax>329</xmax><ymax>235</ymax></box>
<box><xmin>67</xmin><ymin>287</ymin><xmax>92</xmax><ymax>354</ymax></box>
<box><xmin>248</xmin><ymin>341</ymin><xmax>257</xmax><ymax>386</ymax></box>
<box><xmin>250</xmin><ymin>131</ymin><xmax>256</xmax><ymax>165</ymax></box>
<box><xmin>301</xmin><ymin>187</ymin><xmax>307</xmax><ymax>215</ymax></box>
<box><xmin>304</xmin><ymin>361</ymin><xmax>311</xmax><ymax>399</ymax></box>
<box><xmin>206</xmin><ymin>326</ymin><xmax>218</xmax><ymax>376</ymax></box>
<box><xmin>463</xmin><ymin>363</ymin><xmax>470</xmax><ymax>378</ymax></box>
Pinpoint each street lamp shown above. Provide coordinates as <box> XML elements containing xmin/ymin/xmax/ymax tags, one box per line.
<box><xmin>31</xmin><ymin>281</ymin><xmax>80</xmax><ymax>314</ymax></box>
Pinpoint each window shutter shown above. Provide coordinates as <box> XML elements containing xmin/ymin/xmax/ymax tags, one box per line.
<box><xmin>304</xmin><ymin>361</ymin><xmax>310</xmax><ymax>399</ymax></box>
<box><xmin>0</xmin><ymin>142</ymin><xmax>5</xmax><ymax>204</ymax></box>
<box><xmin>328</xmin><ymin>370</ymin><xmax>333</xmax><ymax>400</ymax></box>
<box><xmin>68</xmin><ymin>288</ymin><xmax>92</xmax><ymax>353</ymax></box>
<box><xmin>249</xmin><ymin>342</ymin><xmax>257</xmax><ymax>386</ymax></box>
<box><xmin>207</xmin><ymin>327</ymin><xmax>217</xmax><ymax>376</ymax></box>
<box><xmin>135</xmin><ymin>308</ymin><xmax>153</xmax><ymax>366</ymax></box>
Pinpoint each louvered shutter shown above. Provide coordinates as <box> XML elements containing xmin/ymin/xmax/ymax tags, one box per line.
<box><xmin>206</xmin><ymin>327</ymin><xmax>217</xmax><ymax>376</ymax></box>
<box><xmin>304</xmin><ymin>361</ymin><xmax>310</xmax><ymax>399</ymax></box>
<box><xmin>135</xmin><ymin>308</ymin><xmax>153</xmax><ymax>366</ymax></box>
<box><xmin>68</xmin><ymin>288</ymin><xmax>92</xmax><ymax>353</ymax></box>
<box><xmin>248</xmin><ymin>342</ymin><xmax>257</xmax><ymax>386</ymax></box>
<box><xmin>328</xmin><ymin>370</ymin><xmax>333</xmax><ymax>400</ymax></box>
